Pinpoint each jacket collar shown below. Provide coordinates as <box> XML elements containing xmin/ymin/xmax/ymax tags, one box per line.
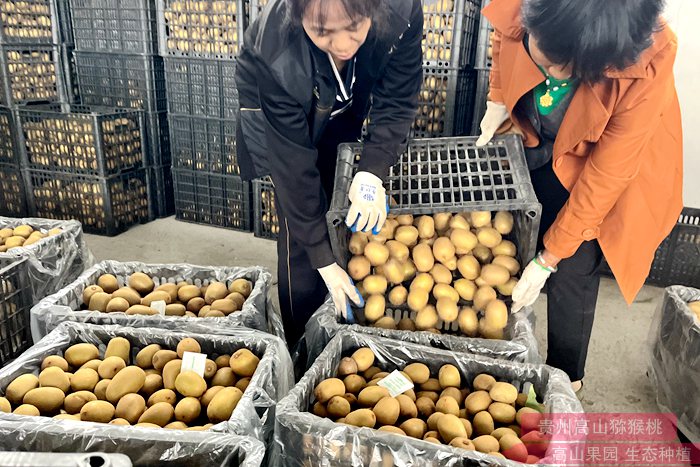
<box><xmin>483</xmin><ymin>0</ymin><xmax>671</xmax><ymax>80</ymax></box>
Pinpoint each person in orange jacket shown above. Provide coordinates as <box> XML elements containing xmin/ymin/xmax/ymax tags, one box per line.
<box><xmin>476</xmin><ymin>0</ymin><xmax>683</xmax><ymax>391</ymax></box>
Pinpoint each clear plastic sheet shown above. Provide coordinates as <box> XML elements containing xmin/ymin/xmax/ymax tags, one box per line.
<box><xmin>648</xmin><ymin>285</ymin><xmax>700</xmax><ymax>444</ymax></box>
<box><xmin>304</xmin><ymin>297</ymin><xmax>541</xmax><ymax>368</ymax></box>
<box><xmin>0</xmin><ymin>217</ymin><xmax>95</xmax><ymax>305</ymax></box>
<box><xmin>1</xmin><ymin>452</ymin><xmax>133</xmax><ymax>466</ymax></box>
<box><xmin>30</xmin><ymin>260</ymin><xmax>285</xmax><ymax>342</ymax></box>
<box><xmin>0</xmin><ymin>321</ymin><xmax>292</xmax><ymax>465</ymax></box>
<box><xmin>274</xmin><ymin>330</ymin><xmax>583</xmax><ymax>467</ymax></box>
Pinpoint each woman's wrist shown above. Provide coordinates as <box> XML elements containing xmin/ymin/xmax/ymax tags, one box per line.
<box><xmin>539</xmin><ymin>249</ymin><xmax>561</xmax><ymax>268</ymax></box>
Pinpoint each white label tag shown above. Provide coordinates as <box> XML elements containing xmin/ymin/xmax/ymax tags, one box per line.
<box><xmin>377</xmin><ymin>370</ymin><xmax>414</xmax><ymax>397</ymax></box>
<box><xmin>181</xmin><ymin>351</ymin><xmax>207</xmax><ymax>377</ymax></box>
<box><xmin>151</xmin><ymin>300</ymin><xmax>166</xmax><ymax>316</ymax></box>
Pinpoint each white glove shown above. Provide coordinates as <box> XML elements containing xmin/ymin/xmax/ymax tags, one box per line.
<box><xmin>318</xmin><ymin>263</ymin><xmax>364</xmax><ymax>323</ymax></box>
<box><xmin>511</xmin><ymin>258</ymin><xmax>553</xmax><ymax>313</ymax></box>
<box><xmin>345</xmin><ymin>171</ymin><xmax>388</xmax><ymax>234</ymax></box>
<box><xmin>476</xmin><ymin>101</ymin><xmax>510</xmax><ymax>147</ymax></box>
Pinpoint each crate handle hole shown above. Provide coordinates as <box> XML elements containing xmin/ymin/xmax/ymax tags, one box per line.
<box><xmin>527</xmin><ymin>210</ymin><xmax>538</xmax><ymax>219</ymax></box>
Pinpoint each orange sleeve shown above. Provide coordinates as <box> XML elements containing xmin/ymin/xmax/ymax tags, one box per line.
<box><xmin>544</xmin><ymin>38</ymin><xmax>679</xmax><ymax>259</ymax></box>
<box><xmin>488</xmin><ymin>29</ymin><xmax>504</xmax><ymax>103</ymax></box>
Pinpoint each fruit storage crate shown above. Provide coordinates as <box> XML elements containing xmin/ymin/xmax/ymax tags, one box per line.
<box><xmin>0</xmin><ymin>106</ymin><xmax>20</xmax><ymax>164</ymax></box>
<box><xmin>60</xmin><ymin>44</ymin><xmax>79</xmax><ymax>104</ymax></box>
<box><xmin>0</xmin><ymin>165</ymin><xmax>27</xmax><ymax>217</ymax></box>
<box><xmin>16</xmin><ymin>103</ymin><xmax>147</xmax><ymax>176</ymax></box>
<box><xmin>173</xmin><ymin>169</ymin><xmax>251</xmax><ymax>231</ymax></box>
<box><xmin>646</xmin><ymin>208</ymin><xmax>700</xmax><ymax>288</ymax></box>
<box><xmin>470</xmin><ymin>67</ymin><xmax>490</xmax><ymax>135</ymax></box>
<box><xmin>25</xmin><ymin>168</ymin><xmax>152</xmax><ymax>235</ymax></box>
<box><xmin>169</xmin><ymin>113</ymin><xmax>239</xmax><ymax>174</ymax></box>
<box><xmin>69</xmin><ymin>0</ymin><xmax>158</xmax><ymax>54</ymax></box>
<box><xmin>147</xmin><ymin>163</ymin><xmax>174</xmax><ymax>218</ymax></box>
<box><xmin>252</xmin><ymin>176</ymin><xmax>278</xmax><ymax>240</ymax></box>
<box><xmin>157</xmin><ymin>0</ymin><xmax>246</xmax><ymax>60</ymax></box>
<box><xmin>274</xmin><ymin>330</ymin><xmax>583</xmax><ymax>467</ymax></box>
<box><xmin>473</xmin><ymin>0</ymin><xmax>493</xmax><ymax>70</ymax></box>
<box><xmin>57</xmin><ymin>0</ymin><xmax>73</xmax><ymax>44</ymax></box>
<box><xmin>145</xmin><ymin>110</ymin><xmax>171</xmax><ymax>166</ymax></box>
<box><xmin>74</xmin><ymin>51</ymin><xmax>167</xmax><ymax>113</ymax></box>
<box><xmin>0</xmin><ymin>257</ymin><xmax>32</xmax><ymax>367</ymax></box>
<box><xmin>422</xmin><ymin>0</ymin><xmax>481</xmax><ymax>68</ymax></box>
<box><xmin>164</xmin><ymin>56</ymin><xmax>237</xmax><ymax>119</ymax></box>
<box><xmin>413</xmin><ymin>65</ymin><xmax>476</xmax><ymax>138</ymax></box>
<box><xmin>0</xmin><ymin>0</ymin><xmax>61</xmax><ymax>45</ymax></box>
<box><xmin>0</xmin><ymin>45</ymin><xmax>66</xmax><ymax>105</ymax></box>
<box><xmin>327</xmin><ymin>135</ymin><xmax>541</xmax><ymax>269</ymax></box>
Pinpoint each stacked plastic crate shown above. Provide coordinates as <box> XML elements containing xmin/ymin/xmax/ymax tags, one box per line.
<box><xmin>0</xmin><ymin>0</ymin><xmax>68</xmax><ymax>217</ymax></box>
<box><xmin>414</xmin><ymin>0</ymin><xmax>481</xmax><ymax>138</ymax></box>
<box><xmin>69</xmin><ymin>0</ymin><xmax>174</xmax><ymax>219</ymax></box>
<box><xmin>470</xmin><ymin>0</ymin><xmax>493</xmax><ymax>135</ymax></box>
<box><xmin>159</xmin><ymin>0</ymin><xmax>251</xmax><ymax>231</ymax></box>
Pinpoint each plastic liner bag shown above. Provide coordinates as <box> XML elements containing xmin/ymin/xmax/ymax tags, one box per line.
<box><xmin>304</xmin><ymin>297</ymin><xmax>541</xmax><ymax>368</ymax></box>
<box><xmin>0</xmin><ymin>452</ymin><xmax>133</xmax><ymax>466</ymax></box>
<box><xmin>648</xmin><ymin>285</ymin><xmax>700</xmax><ymax>444</ymax></box>
<box><xmin>0</xmin><ymin>321</ymin><xmax>292</xmax><ymax>463</ymax></box>
<box><xmin>274</xmin><ymin>330</ymin><xmax>583</xmax><ymax>467</ymax></box>
<box><xmin>30</xmin><ymin>260</ymin><xmax>285</xmax><ymax>342</ymax></box>
<box><xmin>0</xmin><ymin>217</ymin><xmax>94</xmax><ymax>304</ymax></box>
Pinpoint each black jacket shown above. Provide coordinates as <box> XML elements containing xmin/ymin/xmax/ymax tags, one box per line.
<box><xmin>235</xmin><ymin>0</ymin><xmax>423</xmax><ymax>269</ymax></box>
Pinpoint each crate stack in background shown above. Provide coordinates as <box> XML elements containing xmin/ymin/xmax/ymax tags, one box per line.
<box><xmin>0</xmin><ymin>0</ymin><xmax>71</xmax><ymax>217</ymax></box>
<box><xmin>69</xmin><ymin>0</ymin><xmax>174</xmax><ymax>220</ymax></box>
<box><xmin>159</xmin><ymin>0</ymin><xmax>251</xmax><ymax>232</ymax></box>
<box><xmin>471</xmin><ymin>0</ymin><xmax>493</xmax><ymax>135</ymax></box>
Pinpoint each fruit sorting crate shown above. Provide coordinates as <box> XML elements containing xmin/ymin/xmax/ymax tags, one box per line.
<box><xmin>470</xmin><ymin>68</ymin><xmax>490</xmax><ymax>135</ymax></box>
<box><xmin>16</xmin><ymin>104</ymin><xmax>146</xmax><ymax>176</ymax></box>
<box><xmin>0</xmin><ymin>257</ymin><xmax>32</xmax><ymax>367</ymax></box>
<box><xmin>25</xmin><ymin>168</ymin><xmax>152</xmax><ymax>236</ymax></box>
<box><xmin>0</xmin><ymin>45</ymin><xmax>66</xmax><ymax>105</ymax></box>
<box><xmin>648</xmin><ymin>208</ymin><xmax>700</xmax><ymax>288</ymax></box>
<box><xmin>157</xmin><ymin>0</ymin><xmax>246</xmax><ymax>60</ymax></box>
<box><xmin>74</xmin><ymin>51</ymin><xmax>167</xmax><ymax>113</ymax></box>
<box><xmin>0</xmin><ymin>321</ymin><xmax>285</xmax><ymax>465</ymax></box>
<box><xmin>413</xmin><ymin>65</ymin><xmax>475</xmax><ymax>138</ymax></box>
<box><xmin>147</xmin><ymin>163</ymin><xmax>174</xmax><ymax>219</ymax></box>
<box><xmin>173</xmin><ymin>169</ymin><xmax>251</xmax><ymax>232</ymax></box>
<box><xmin>60</xmin><ymin>44</ymin><xmax>79</xmax><ymax>104</ymax></box>
<box><xmin>274</xmin><ymin>330</ymin><xmax>582</xmax><ymax>467</ymax></box>
<box><xmin>169</xmin><ymin>113</ymin><xmax>239</xmax><ymax>175</ymax></box>
<box><xmin>327</xmin><ymin>135</ymin><xmax>542</xmax><ymax>270</ymax></box>
<box><xmin>57</xmin><ymin>0</ymin><xmax>73</xmax><ymax>44</ymax></box>
<box><xmin>648</xmin><ymin>286</ymin><xmax>700</xmax><ymax>444</ymax></box>
<box><xmin>145</xmin><ymin>110</ymin><xmax>171</xmax><ymax>166</ymax></box>
<box><xmin>0</xmin><ymin>106</ymin><xmax>20</xmax><ymax>164</ymax></box>
<box><xmin>70</xmin><ymin>0</ymin><xmax>158</xmax><ymax>54</ymax></box>
<box><xmin>0</xmin><ymin>165</ymin><xmax>27</xmax><ymax>217</ymax></box>
<box><xmin>422</xmin><ymin>0</ymin><xmax>481</xmax><ymax>68</ymax></box>
<box><xmin>252</xmin><ymin>176</ymin><xmax>278</xmax><ymax>241</ymax></box>
<box><xmin>473</xmin><ymin>0</ymin><xmax>493</xmax><ymax>70</ymax></box>
<box><xmin>0</xmin><ymin>0</ymin><xmax>61</xmax><ymax>45</ymax></box>
<box><xmin>164</xmin><ymin>56</ymin><xmax>237</xmax><ymax>119</ymax></box>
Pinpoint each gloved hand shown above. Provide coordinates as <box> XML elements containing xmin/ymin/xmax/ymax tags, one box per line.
<box><xmin>318</xmin><ymin>263</ymin><xmax>364</xmax><ymax>323</ymax></box>
<box><xmin>345</xmin><ymin>171</ymin><xmax>388</xmax><ymax>234</ymax></box>
<box><xmin>476</xmin><ymin>101</ymin><xmax>510</xmax><ymax>146</ymax></box>
<box><xmin>511</xmin><ymin>257</ymin><xmax>554</xmax><ymax>313</ymax></box>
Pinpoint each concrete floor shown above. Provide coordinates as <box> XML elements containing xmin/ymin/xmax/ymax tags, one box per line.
<box><xmin>86</xmin><ymin>216</ymin><xmax>664</xmax><ymax>414</ymax></box>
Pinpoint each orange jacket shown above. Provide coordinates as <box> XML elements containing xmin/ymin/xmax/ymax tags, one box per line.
<box><xmin>483</xmin><ymin>0</ymin><xmax>684</xmax><ymax>303</ymax></box>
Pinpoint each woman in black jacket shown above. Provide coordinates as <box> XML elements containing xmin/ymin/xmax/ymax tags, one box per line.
<box><xmin>235</xmin><ymin>0</ymin><xmax>423</xmax><ymax>348</ymax></box>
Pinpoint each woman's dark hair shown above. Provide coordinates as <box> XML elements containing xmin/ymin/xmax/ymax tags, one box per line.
<box><xmin>288</xmin><ymin>0</ymin><xmax>385</xmax><ymax>31</ymax></box>
<box><xmin>522</xmin><ymin>0</ymin><xmax>665</xmax><ymax>83</ymax></box>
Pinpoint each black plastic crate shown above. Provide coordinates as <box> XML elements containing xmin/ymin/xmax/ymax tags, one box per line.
<box><xmin>145</xmin><ymin>110</ymin><xmax>171</xmax><ymax>166</ymax></box>
<box><xmin>422</xmin><ymin>0</ymin><xmax>481</xmax><ymax>68</ymax></box>
<box><xmin>173</xmin><ymin>168</ymin><xmax>251</xmax><ymax>231</ymax></box>
<box><xmin>57</xmin><ymin>0</ymin><xmax>73</xmax><ymax>44</ymax></box>
<box><xmin>412</xmin><ymin>65</ymin><xmax>475</xmax><ymax>138</ymax></box>
<box><xmin>0</xmin><ymin>257</ymin><xmax>32</xmax><ymax>367</ymax></box>
<box><xmin>470</xmin><ymin>67</ymin><xmax>490</xmax><ymax>135</ymax></box>
<box><xmin>326</xmin><ymin>135</ymin><xmax>541</xmax><ymax>269</ymax></box>
<box><xmin>245</xmin><ymin>0</ymin><xmax>267</xmax><ymax>25</ymax></box>
<box><xmin>252</xmin><ymin>176</ymin><xmax>278</xmax><ymax>240</ymax></box>
<box><xmin>0</xmin><ymin>0</ymin><xmax>60</xmax><ymax>45</ymax></box>
<box><xmin>75</xmin><ymin>51</ymin><xmax>167</xmax><ymax>112</ymax></box>
<box><xmin>157</xmin><ymin>0</ymin><xmax>246</xmax><ymax>59</ymax></box>
<box><xmin>164</xmin><ymin>56</ymin><xmax>237</xmax><ymax>119</ymax></box>
<box><xmin>60</xmin><ymin>44</ymin><xmax>79</xmax><ymax>103</ymax></box>
<box><xmin>25</xmin><ymin>168</ymin><xmax>152</xmax><ymax>235</ymax></box>
<box><xmin>70</xmin><ymin>0</ymin><xmax>158</xmax><ymax>54</ymax></box>
<box><xmin>148</xmin><ymin>163</ymin><xmax>174</xmax><ymax>218</ymax></box>
<box><xmin>0</xmin><ymin>106</ymin><xmax>20</xmax><ymax>165</ymax></box>
<box><xmin>473</xmin><ymin>0</ymin><xmax>493</xmax><ymax>70</ymax></box>
<box><xmin>169</xmin><ymin>113</ymin><xmax>239</xmax><ymax>175</ymax></box>
<box><xmin>0</xmin><ymin>45</ymin><xmax>66</xmax><ymax>105</ymax></box>
<box><xmin>16</xmin><ymin>103</ymin><xmax>147</xmax><ymax>176</ymax></box>
<box><xmin>0</xmin><ymin>164</ymin><xmax>27</xmax><ymax>217</ymax></box>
